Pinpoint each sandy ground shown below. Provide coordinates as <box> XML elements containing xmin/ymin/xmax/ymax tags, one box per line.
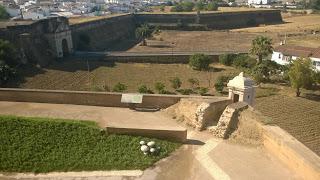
<box><xmin>0</xmin><ymin>101</ymin><xmax>301</xmax><ymax>180</ymax></box>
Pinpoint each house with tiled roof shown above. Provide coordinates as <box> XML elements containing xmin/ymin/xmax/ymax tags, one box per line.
<box><xmin>271</xmin><ymin>45</ymin><xmax>320</xmax><ymax>71</ymax></box>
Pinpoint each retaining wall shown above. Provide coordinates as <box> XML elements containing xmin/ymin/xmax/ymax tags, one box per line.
<box><xmin>263</xmin><ymin>125</ymin><xmax>320</xmax><ymax>180</ymax></box>
<box><xmin>0</xmin><ymin>88</ymin><xmax>227</xmax><ymax>109</ymax></box>
<box><xmin>70</xmin><ymin>14</ymin><xmax>137</xmax><ymax>51</ymax></box>
<box><xmin>102</xmin><ymin>54</ymin><xmax>219</xmax><ymax>64</ymax></box>
<box><xmin>237</xmin><ymin>108</ymin><xmax>320</xmax><ymax>180</ymax></box>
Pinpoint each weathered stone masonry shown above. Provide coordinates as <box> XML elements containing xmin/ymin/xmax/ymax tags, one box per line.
<box><xmin>0</xmin><ymin>10</ymin><xmax>282</xmax><ymax>66</ymax></box>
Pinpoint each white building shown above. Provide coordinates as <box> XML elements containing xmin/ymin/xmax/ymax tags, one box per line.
<box><xmin>271</xmin><ymin>45</ymin><xmax>320</xmax><ymax>71</ymax></box>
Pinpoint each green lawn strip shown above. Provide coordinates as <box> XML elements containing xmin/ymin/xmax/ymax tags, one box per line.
<box><xmin>0</xmin><ymin>115</ymin><xmax>180</xmax><ymax>173</ymax></box>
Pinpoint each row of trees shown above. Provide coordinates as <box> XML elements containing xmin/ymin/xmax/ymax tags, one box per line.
<box><xmin>219</xmin><ymin>35</ymin><xmax>320</xmax><ymax>97</ymax></box>
<box><xmin>93</xmin><ymin>78</ymin><xmax>209</xmax><ymax>96</ymax></box>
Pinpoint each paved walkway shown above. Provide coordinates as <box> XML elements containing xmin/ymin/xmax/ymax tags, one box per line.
<box><xmin>0</xmin><ymin>101</ymin><xmax>301</xmax><ymax>180</ymax></box>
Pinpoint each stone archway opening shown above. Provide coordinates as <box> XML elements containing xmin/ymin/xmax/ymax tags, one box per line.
<box><xmin>62</xmin><ymin>39</ymin><xmax>69</xmax><ymax>57</ymax></box>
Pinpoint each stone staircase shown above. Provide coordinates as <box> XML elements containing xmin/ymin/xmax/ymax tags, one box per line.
<box><xmin>209</xmin><ymin>102</ymin><xmax>248</xmax><ymax>139</ymax></box>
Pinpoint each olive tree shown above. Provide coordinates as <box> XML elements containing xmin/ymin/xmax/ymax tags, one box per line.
<box><xmin>288</xmin><ymin>58</ymin><xmax>314</xmax><ymax>97</ymax></box>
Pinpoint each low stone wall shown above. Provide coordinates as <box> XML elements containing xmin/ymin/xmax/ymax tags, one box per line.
<box><xmin>0</xmin><ymin>88</ymin><xmax>224</xmax><ymax>109</ymax></box>
<box><xmin>165</xmin><ymin>98</ymin><xmax>232</xmax><ymax>130</ymax></box>
<box><xmin>106</xmin><ymin>127</ymin><xmax>187</xmax><ymax>142</ymax></box>
<box><xmin>263</xmin><ymin>125</ymin><xmax>320</xmax><ymax>180</ymax></box>
<box><xmin>234</xmin><ymin>108</ymin><xmax>320</xmax><ymax>180</ymax></box>
<box><xmin>103</xmin><ymin>54</ymin><xmax>219</xmax><ymax>64</ymax></box>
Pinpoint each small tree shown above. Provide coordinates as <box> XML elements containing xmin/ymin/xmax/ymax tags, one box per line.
<box><xmin>0</xmin><ymin>5</ymin><xmax>9</xmax><ymax>20</ymax></box>
<box><xmin>112</xmin><ymin>83</ymin><xmax>127</xmax><ymax>92</ymax></box>
<box><xmin>155</xmin><ymin>82</ymin><xmax>166</xmax><ymax>94</ymax></box>
<box><xmin>138</xmin><ymin>85</ymin><xmax>153</xmax><ymax>94</ymax></box>
<box><xmin>188</xmin><ymin>78</ymin><xmax>200</xmax><ymax>89</ymax></box>
<box><xmin>0</xmin><ymin>63</ymin><xmax>16</xmax><ymax>86</ymax></box>
<box><xmin>195</xmin><ymin>1</ymin><xmax>205</xmax><ymax>11</ymax></box>
<box><xmin>189</xmin><ymin>53</ymin><xmax>211</xmax><ymax>71</ymax></box>
<box><xmin>160</xmin><ymin>5</ymin><xmax>165</xmax><ymax>12</ymax></box>
<box><xmin>219</xmin><ymin>53</ymin><xmax>237</xmax><ymax>66</ymax></box>
<box><xmin>206</xmin><ymin>2</ymin><xmax>218</xmax><ymax>11</ymax></box>
<box><xmin>249</xmin><ymin>36</ymin><xmax>273</xmax><ymax>64</ymax></box>
<box><xmin>170</xmin><ymin>77</ymin><xmax>182</xmax><ymax>90</ymax></box>
<box><xmin>288</xmin><ymin>58</ymin><xmax>314</xmax><ymax>97</ymax></box>
<box><xmin>214</xmin><ymin>75</ymin><xmax>230</xmax><ymax>93</ymax></box>
<box><xmin>199</xmin><ymin>87</ymin><xmax>208</xmax><ymax>96</ymax></box>
<box><xmin>135</xmin><ymin>24</ymin><xmax>153</xmax><ymax>46</ymax></box>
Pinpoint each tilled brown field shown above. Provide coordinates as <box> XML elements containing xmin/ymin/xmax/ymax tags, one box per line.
<box><xmin>6</xmin><ymin>60</ymin><xmax>239</xmax><ymax>93</ymax></box>
<box><xmin>255</xmin><ymin>95</ymin><xmax>320</xmax><ymax>156</ymax></box>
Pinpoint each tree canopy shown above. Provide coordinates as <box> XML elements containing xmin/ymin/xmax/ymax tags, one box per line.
<box><xmin>288</xmin><ymin>58</ymin><xmax>314</xmax><ymax>97</ymax></box>
<box><xmin>249</xmin><ymin>36</ymin><xmax>273</xmax><ymax>64</ymax></box>
<box><xmin>0</xmin><ymin>5</ymin><xmax>9</xmax><ymax>20</ymax></box>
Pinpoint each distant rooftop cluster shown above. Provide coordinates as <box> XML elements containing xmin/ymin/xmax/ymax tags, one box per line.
<box><xmin>0</xmin><ymin>0</ymin><xmax>165</xmax><ymax>20</ymax></box>
<box><xmin>0</xmin><ymin>0</ymin><xmax>309</xmax><ymax>21</ymax></box>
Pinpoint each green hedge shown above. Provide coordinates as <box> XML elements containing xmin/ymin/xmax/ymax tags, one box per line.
<box><xmin>0</xmin><ymin>115</ymin><xmax>179</xmax><ymax>173</ymax></box>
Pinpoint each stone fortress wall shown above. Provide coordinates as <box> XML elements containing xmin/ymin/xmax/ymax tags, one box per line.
<box><xmin>70</xmin><ymin>14</ymin><xmax>136</xmax><ymax>51</ymax></box>
<box><xmin>0</xmin><ymin>10</ymin><xmax>282</xmax><ymax>66</ymax></box>
<box><xmin>71</xmin><ymin>10</ymin><xmax>282</xmax><ymax>50</ymax></box>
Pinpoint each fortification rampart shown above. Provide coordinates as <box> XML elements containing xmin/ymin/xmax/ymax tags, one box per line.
<box><xmin>70</xmin><ymin>14</ymin><xmax>136</xmax><ymax>51</ymax></box>
<box><xmin>0</xmin><ymin>10</ymin><xmax>282</xmax><ymax>66</ymax></box>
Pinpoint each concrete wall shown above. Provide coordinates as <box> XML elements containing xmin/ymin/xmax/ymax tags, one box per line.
<box><xmin>0</xmin><ymin>88</ymin><xmax>226</xmax><ymax>109</ymax></box>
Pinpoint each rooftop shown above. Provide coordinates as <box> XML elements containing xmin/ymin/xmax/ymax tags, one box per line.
<box><xmin>274</xmin><ymin>45</ymin><xmax>320</xmax><ymax>58</ymax></box>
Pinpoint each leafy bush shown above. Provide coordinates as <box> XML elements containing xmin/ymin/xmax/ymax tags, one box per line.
<box><xmin>0</xmin><ymin>39</ymin><xmax>18</xmax><ymax>66</ymax></box>
<box><xmin>251</xmin><ymin>60</ymin><xmax>282</xmax><ymax>83</ymax></box>
<box><xmin>170</xmin><ymin>77</ymin><xmax>182</xmax><ymax>90</ymax></box>
<box><xmin>160</xmin><ymin>5</ymin><xmax>165</xmax><ymax>12</ymax></box>
<box><xmin>195</xmin><ymin>1</ymin><xmax>205</xmax><ymax>11</ymax></box>
<box><xmin>288</xmin><ymin>58</ymin><xmax>315</xmax><ymax>96</ymax></box>
<box><xmin>219</xmin><ymin>53</ymin><xmax>237</xmax><ymax>66</ymax></box>
<box><xmin>189</xmin><ymin>53</ymin><xmax>211</xmax><ymax>71</ymax></box>
<box><xmin>0</xmin><ymin>5</ymin><xmax>9</xmax><ymax>20</ymax></box>
<box><xmin>171</xmin><ymin>2</ymin><xmax>194</xmax><ymax>12</ymax></box>
<box><xmin>0</xmin><ymin>63</ymin><xmax>16</xmax><ymax>86</ymax></box>
<box><xmin>214</xmin><ymin>80</ymin><xmax>224</xmax><ymax>92</ymax></box>
<box><xmin>188</xmin><ymin>78</ymin><xmax>200</xmax><ymax>89</ymax></box>
<box><xmin>177</xmin><ymin>88</ymin><xmax>193</xmax><ymax>95</ymax></box>
<box><xmin>112</xmin><ymin>83</ymin><xmax>127</xmax><ymax>92</ymax></box>
<box><xmin>138</xmin><ymin>85</ymin><xmax>153</xmax><ymax>94</ymax></box>
<box><xmin>198</xmin><ymin>87</ymin><xmax>208</xmax><ymax>96</ymax></box>
<box><xmin>155</xmin><ymin>82</ymin><xmax>166</xmax><ymax>94</ymax></box>
<box><xmin>206</xmin><ymin>2</ymin><xmax>218</xmax><ymax>11</ymax></box>
<box><xmin>232</xmin><ymin>55</ymin><xmax>256</xmax><ymax>69</ymax></box>
<box><xmin>0</xmin><ymin>115</ymin><xmax>180</xmax><ymax>173</ymax></box>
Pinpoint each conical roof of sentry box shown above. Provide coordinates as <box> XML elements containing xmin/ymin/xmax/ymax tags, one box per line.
<box><xmin>227</xmin><ymin>72</ymin><xmax>254</xmax><ymax>89</ymax></box>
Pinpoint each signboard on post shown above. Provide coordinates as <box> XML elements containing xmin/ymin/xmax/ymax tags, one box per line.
<box><xmin>121</xmin><ymin>94</ymin><xmax>143</xmax><ymax>104</ymax></box>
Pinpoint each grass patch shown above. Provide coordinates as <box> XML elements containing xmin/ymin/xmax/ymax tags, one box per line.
<box><xmin>0</xmin><ymin>115</ymin><xmax>180</xmax><ymax>173</ymax></box>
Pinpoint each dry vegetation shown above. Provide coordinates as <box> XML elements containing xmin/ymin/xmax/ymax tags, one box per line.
<box><xmin>232</xmin><ymin>14</ymin><xmax>320</xmax><ymax>33</ymax></box>
<box><xmin>129</xmin><ymin>13</ymin><xmax>320</xmax><ymax>53</ymax></box>
<box><xmin>255</xmin><ymin>95</ymin><xmax>320</xmax><ymax>156</ymax></box>
<box><xmin>7</xmin><ymin>60</ymin><xmax>239</xmax><ymax>94</ymax></box>
<box><xmin>128</xmin><ymin>31</ymin><xmax>279</xmax><ymax>53</ymax></box>
<box><xmin>68</xmin><ymin>14</ymin><xmax>128</xmax><ymax>25</ymax></box>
